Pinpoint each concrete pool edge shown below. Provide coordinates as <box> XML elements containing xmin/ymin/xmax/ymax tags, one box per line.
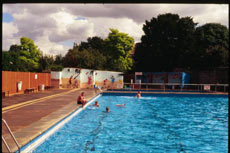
<box><xmin>19</xmin><ymin>94</ymin><xmax>102</xmax><ymax>153</ymax></box>
<box><xmin>103</xmin><ymin>90</ymin><xmax>228</xmax><ymax>96</ymax></box>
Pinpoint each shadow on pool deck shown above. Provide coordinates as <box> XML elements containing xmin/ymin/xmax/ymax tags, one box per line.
<box><xmin>2</xmin><ymin>88</ymin><xmax>100</xmax><ymax>153</ymax></box>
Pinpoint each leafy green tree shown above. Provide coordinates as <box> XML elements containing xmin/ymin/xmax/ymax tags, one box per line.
<box><xmin>205</xmin><ymin>45</ymin><xmax>228</xmax><ymax>67</ymax></box>
<box><xmin>79</xmin><ymin>36</ymin><xmax>105</xmax><ymax>53</ymax></box>
<box><xmin>7</xmin><ymin>37</ymin><xmax>42</xmax><ymax>72</ymax></box>
<box><xmin>38</xmin><ymin>55</ymin><xmax>55</xmax><ymax>72</ymax></box>
<box><xmin>63</xmin><ymin>43</ymin><xmax>107</xmax><ymax>70</ymax></box>
<box><xmin>104</xmin><ymin>29</ymin><xmax>134</xmax><ymax>72</ymax></box>
<box><xmin>9</xmin><ymin>44</ymin><xmax>21</xmax><ymax>52</ymax></box>
<box><xmin>54</xmin><ymin>54</ymin><xmax>64</xmax><ymax>66</ymax></box>
<box><xmin>76</xmin><ymin>48</ymin><xmax>107</xmax><ymax>70</ymax></box>
<box><xmin>134</xmin><ymin>13</ymin><xmax>197</xmax><ymax>72</ymax></box>
<box><xmin>63</xmin><ymin>31</ymin><xmax>134</xmax><ymax>71</ymax></box>
<box><xmin>50</xmin><ymin>64</ymin><xmax>64</xmax><ymax>71</ymax></box>
<box><xmin>2</xmin><ymin>51</ymin><xmax>16</xmax><ymax>71</ymax></box>
<box><xmin>193</xmin><ymin>23</ymin><xmax>229</xmax><ymax>69</ymax></box>
<box><xmin>63</xmin><ymin>44</ymin><xmax>79</xmax><ymax>67</ymax></box>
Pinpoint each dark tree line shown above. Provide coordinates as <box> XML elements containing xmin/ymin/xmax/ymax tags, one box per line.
<box><xmin>134</xmin><ymin>13</ymin><xmax>229</xmax><ymax>72</ymax></box>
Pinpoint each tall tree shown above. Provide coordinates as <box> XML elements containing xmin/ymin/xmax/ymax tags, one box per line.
<box><xmin>2</xmin><ymin>51</ymin><xmax>18</xmax><ymax>71</ymax></box>
<box><xmin>63</xmin><ymin>43</ymin><xmax>107</xmax><ymax>70</ymax></box>
<box><xmin>38</xmin><ymin>55</ymin><xmax>55</xmax><ymax>72</ymax></box>
<box><xmin>63</xmin><ymin>44</ymin><xmax>79</xmax><ymax>67</ymax></box>
<box><xmin>9</xmin><ymin>44</ymin><xmax>21</xmax><ymax>52</ymax></box>
<box><xmin>54</xmin><ymin>54</ymin><xmax>64</xmax><ymax>66</ymax></box>
<box><xmin>134</xmin><ymin>13</ymin><xmax>197</xmax><ymax>72</ymax></box>
<box><xmin>76</xmin><ymin>48</ymin><xmax>107</xmax><ymax>70</ymax></box>
<box><xmin>193</xmin><ymin>23</ymin><xmax>229</xmax><ymax>69</ymax></box>
<box><xmin>79</xmin><ymin>36</ymin><xmax>105</xmax><ymax>53</ymax></box>
<box><xmin>6</xmin><ymin>37</ymin><xmax>42</xmax><ymax>72</ymax></box>
<box><xmin>104</xmin><ymin>28</ymin><xmax>134</xmax><ymax>72</ymax></box>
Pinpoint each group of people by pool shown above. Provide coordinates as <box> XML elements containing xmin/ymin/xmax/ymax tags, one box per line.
<box><xmin>77</xmin><ymin>91</ymin><xmax>142</xmax><ymax>112</ymax></box>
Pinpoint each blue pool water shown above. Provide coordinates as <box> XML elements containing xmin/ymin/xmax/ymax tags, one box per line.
<box><xmin>33</xmin><ymin>94</ymin><xmax>228</xmax><ymax>153</ymax></box>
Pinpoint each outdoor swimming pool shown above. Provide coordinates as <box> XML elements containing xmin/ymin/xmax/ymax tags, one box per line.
<box><xmin>28</xmin><ymin>93</ymin><xmax>228</xmax><ymax>153</ymax></box>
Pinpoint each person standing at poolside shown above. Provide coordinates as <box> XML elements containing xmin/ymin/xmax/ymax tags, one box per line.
<box><xmin>88</xmin><ymin>76</ymin><xmax>92</xmax><ymax>88</ymax></box>
<box><xmin>103</xmin><ymin>79</ymin><xmax>108</xmax><ymax>88</ymax></box>
<box><xmin>74</xmin><ymin>79</ymin><xmax>78</xmax><ymax>88</ymax></box>
<box><xmin>77</xmin><ymin>92</ymin><xmax>87</xmax><ymax>107</ymax></box>
<box><xmin>111</xmin><ymin>76</ymin><xmax>115</xmax><ymax>89</ymax></box>
<box><xmin>69</xmin><ymin>76</ymin><xmax>73</xmax><ymax>87</ymax></box>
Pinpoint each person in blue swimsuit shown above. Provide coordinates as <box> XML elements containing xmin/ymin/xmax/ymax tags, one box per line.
<box><xmin>111</xmin><ymin>76</ymin><xmax>115</xmax><ymax>89</ymax></box>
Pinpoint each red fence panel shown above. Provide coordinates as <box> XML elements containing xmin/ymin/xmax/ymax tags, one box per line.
<box><xmin>2</xmin><ymin>71</ymin><xmax>51</xmax><ymax>96</ymax></box>
<box><xmin>39</xmin><ymin>73</ymin><xmax>47</xmax><ymax>86</ymax></box>
<box><xmin>15</xmin><ymin>71</ymin><xmax>30</xmax><ymax>92</ymax></box>
<box><xmin>30</xmin><ymin>73</ymin><xmax>40</xmax><ymax>90</ymax></box>
<box><xmin>8</xmin><ymin>71</ymin><xmax>17</xmax><ymax>94</ymax></box>
<box><xmin>48</xmin><ymin>73</ymin><xmax>50</xmax><ymax>86</ymax></box>
<box><xmin>2</xmin><ymin>71</ymin><xmax>7</xmax><ymax>92</ymax></box>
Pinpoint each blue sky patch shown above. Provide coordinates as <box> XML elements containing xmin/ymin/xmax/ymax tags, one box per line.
<box><xmin>75</xmin><ymin>16</ymin><xmax>86</xmax><ymax>21</ymax></box>
<box><xmin>3</xmin><ymin>13</ymin><xmax>14</xmax><ymax>23</ymax></box>
<box><xmin>60</xmin><ymin>40</ymin><xmax>74</xmax><ymax>47</ymax></box>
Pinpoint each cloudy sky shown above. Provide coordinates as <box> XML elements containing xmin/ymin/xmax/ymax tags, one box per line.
<box><xmin>3</xmin><ymin>4</ymin><xmax>229</xmax><ymax>56</ymax></box>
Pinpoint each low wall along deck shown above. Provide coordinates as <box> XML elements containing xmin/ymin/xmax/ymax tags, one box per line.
<box><xmin>2</xmin><ymin>71</ymin><xmax>51</xmax><ymax>96</ymax></box>
<box><xmin>51</xmin><ymin>68</ymin><xmax>124</xmax><ymax>89</ymax></box>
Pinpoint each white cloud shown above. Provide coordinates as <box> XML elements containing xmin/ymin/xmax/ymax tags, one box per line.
<box><xmin>2</xmin><ymin>22</ymin><xmax>19</xmax><ymax>50</ymax></box>
<box><xmin>159</xmin><ymin>4</ymin><xmax>229</xmax><ymax>27</ymax></box>
<box><xmin>36</xmin><ymin>35</ymin><xmax>70</xmax><ymax>56</ymax></box>
<box><xmin>11</xmin><ymin>7</ymin><xmax>57</xmax><ymax>41</ymax></box>
<box><xmin>50</xmin><ymin>11</ymin><xmax>75</xmax><ymax>27</ymax></box>
<box><xmin>192</xmin><ymin>4</ymin><xmax>229</xmax><ymax>27</ymax></box>
<box><xmin>67</xmin><ymin>20</ymin><xmax>94</xmax><ymax>41</ymax></box>
<box><xmin>89</xmin><ymin>17</ymin><xmax>144</xmax><ymax>42</ymax></box>
<box><xmin>48</xmin><ymin>11</ymin><xmax>94</xmax><ymax>43</ymax></box>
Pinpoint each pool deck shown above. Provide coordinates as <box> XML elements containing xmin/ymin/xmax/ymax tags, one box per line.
<box><xmin>2</xmin><ymin>88</ymin><xmax>100</xmax><ymax>153</ymax></box>
<box><xmin>2</xmin><ymin>88</ymin><xmax>227</xmax><ymax>152</ymax></box>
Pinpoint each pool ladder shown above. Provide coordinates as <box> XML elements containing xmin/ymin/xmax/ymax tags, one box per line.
<box><xmin>2</xmin><ymin>119</ymin><xmax>21</xmax><ymax>153</ymax></box>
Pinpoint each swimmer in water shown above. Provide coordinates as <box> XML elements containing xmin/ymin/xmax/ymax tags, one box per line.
<box><xmin>135</xmin><ymin>91</ymin><xmax>141</xmax><ymax>98</ymax></box>
<box><xmin>93</xmin><ymin>101</ymin><xmax>99</xmax><ymax>107</ymax></box>
<box><xmin>106</xmin><ymin>106</ymin><xmax>110</xmax><ymax>112</ymax></box>
<box><xmin>116</xmin><ymin>103</ymin><xmax>126</xmax><ymax>107</ymax></box>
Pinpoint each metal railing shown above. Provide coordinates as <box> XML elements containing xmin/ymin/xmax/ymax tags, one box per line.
<box><xmin>123</xmin><ymin>83</ymin><xmax>228</xmax><ymax>93</ymax></box>
<box><xmin>2</xmin><ymin>119</ymin><xmax>21</xmax><ymax>153</ymax></box>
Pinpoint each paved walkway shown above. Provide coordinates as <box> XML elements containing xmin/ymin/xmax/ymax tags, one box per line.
<box><xmin>2</xmin><ymin>88</ymin><xmax>72</xmax><ymax>108</ymax></box>
<box><xmin>2</xmin><ymin>88</ymin><xmax>99</xmax><ymax>153</ymax></box>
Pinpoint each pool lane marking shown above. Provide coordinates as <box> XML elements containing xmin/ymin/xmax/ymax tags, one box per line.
<box><xmin>20</xmin><ymin>94</ymin><xmax>102</xmax><ymax>153</ymax></box>
<box><xmin>2</xmin><ymin>89</ymin><xmax>80</xmax><ymax>113</ymax></box>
